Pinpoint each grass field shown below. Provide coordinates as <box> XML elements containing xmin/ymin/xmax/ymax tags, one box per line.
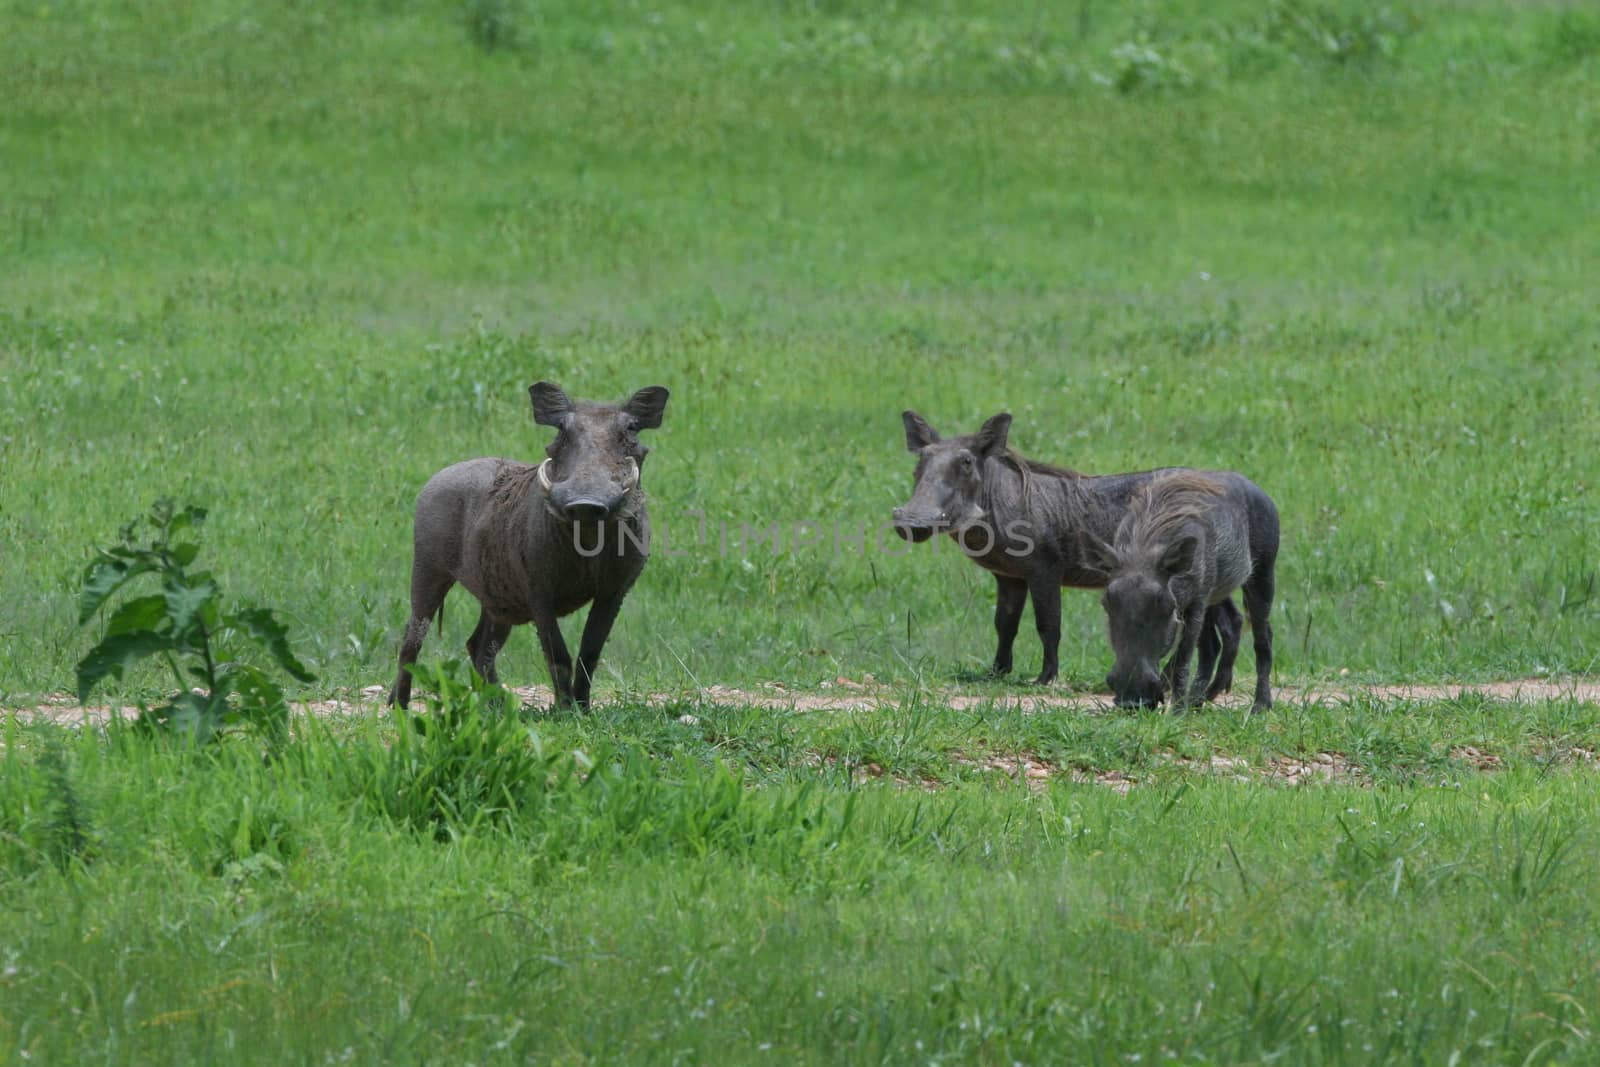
<box><xmin>4</xmin><ymin>0</ymin><xmax>1600</xmax><ymax>1062</ymax></box>
<box><xmin>4</xmin><ymin>0</ymin><xmax>1598</xmax><ymax>697</ymax></box>
<box><xmin>6</xmin><ymin>693</ymin><xmax>1600</xmax><ymax>1063</ymax></box>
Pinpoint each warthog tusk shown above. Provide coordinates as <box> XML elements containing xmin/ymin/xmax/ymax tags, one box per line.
<box><xmin>621</xmin><ymin>457</ymin><xmax>639</xmax><ymax>490</ymax></box>
<box><xmin>537</xmin><ymin>459</ymin><xmax>554</xmax><ymax>493</ymax></box>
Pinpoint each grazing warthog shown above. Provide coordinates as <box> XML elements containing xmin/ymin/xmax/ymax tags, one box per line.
<box><xmin>892</xmin><ymin>410</ymin><xmax>1243</xmax><ymax>692</ymax></box>
<box><xmin>388</xmin><ymin>381</ymin><xmax>670</xmax><ymax>710</ymax></box>
<box><xmin>1086</xmin><ymin>470</ymin><xmax>1278</xmax><ymax>711</ymax></box>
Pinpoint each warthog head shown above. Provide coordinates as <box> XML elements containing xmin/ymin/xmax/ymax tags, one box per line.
<box><xmin>1089</xmin><ymin>535</ymin><xmax>1199</xmax><ymax>708</ymax></box>
<box><xmin>531</xmin><ymin>381</ymin><xmax>670</xmax><ymax>523</ymax></box>
<box><xmin>892</xmin><ymin>410</ymin><xmax>1013</xmax><ymax>542</ymax></box>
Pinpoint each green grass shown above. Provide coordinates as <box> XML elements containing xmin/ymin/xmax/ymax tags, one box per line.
<box><xmin>4</xmin><ymin>2</ymin><xmax>1600</xmax><ymax>1060</ymax></box>
<box><xmin>5</xmin><ymin>701</ymin><xmax>1600</xmax><ymax>1063</ymax></box>
<box><xmin>3</xmin><ymin>0</ymin><xmax>1598</xmax><ymax>701</ymax></box>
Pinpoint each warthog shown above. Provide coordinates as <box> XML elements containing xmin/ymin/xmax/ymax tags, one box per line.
<box><xmin>388</xmin><ymin>381</ymin><xmax>670</xmax><ymax>709</ymax></box>
<box><xmin>891</xmin><ymin>410</ymin><xmax>1245</xmax><ymax>693</ymax></box>
<box><xmin>1086</xmin><ymin>470</ymin><xmax>1278</xmax><ymax>711</ymax></box>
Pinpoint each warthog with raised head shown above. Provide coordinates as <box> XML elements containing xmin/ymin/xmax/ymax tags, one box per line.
<box><xmin>1086</xmin><ymin>470</ymin><xmax>1277</xmax><ymax>711</ymax></box>
<box><xmin>388</xmin><ymin>381</ymin><xmax>670</xmax><ymax>709</ymax></box>
<box><xmin>891</xmin><ymin>410</ymin><xmax>1245</xmax><ymax>693</ymax></box>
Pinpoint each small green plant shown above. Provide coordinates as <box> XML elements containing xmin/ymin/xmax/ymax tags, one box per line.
<box><xmin>1542</xmin><ymin>10</ymin><xmax>1600</xmax><ymax>66</ymax></box>
<box><xmin>463</xmin><ymin>0</ymin><xmax>524</xmax><ymax>53</ymax></box>
<box><xmin>36</xmin><ymin>745</ymin><xmax>93</xmax><ymax>872</ymax></box>
<box><xmin>1490</xmin><ymin>809</ymin><xmax>1577</xmax><ymax>905</ymax></box>
<box><xmin>1099</xmin><ymin>35</ymin><xmax>1195</xmax><ymax>94</ymax></box>
<box><xmin>356</xmin><ymin>659</ymin><xmax>560</xmax><ymax>840</ymax></box>
<box><xmin>0</xmin><ymin>742</ymin><xmax>97</xmax><ymax>875</ymax></box>
<box><xmin>1257</xmin><ymin>2</ymin><xmax>1417</xmax><ymax>68</ymax></box>
<box><xmin>75</xmin><ymin>500</ymin><xmax>314</xmax><ymax>745</ymax></box>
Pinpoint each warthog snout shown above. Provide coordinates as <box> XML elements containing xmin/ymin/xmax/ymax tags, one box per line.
<box><xmin>891</xmin><ymin>506</ymin><xmax>946</xmax><ymax>543</ymax></box>
<box><xmin>1109</xmin><ymin>667</ymin><xmax>1167</xmax><ymax>709</ymax></box>
<box><xmin>538</xmin><ymin>457</ymin><xmax>639</xmax><ymax>523</ymax></box>
<box><xmin>559</xmin><ymin>498</ymin><xmax>614</xmax><ymax>523</ymax></box>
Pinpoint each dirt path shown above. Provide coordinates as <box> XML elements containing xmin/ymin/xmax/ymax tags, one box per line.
<box><xmin>614</xmin><ymin>676</ymin><xmax>1600</xmax><ymax>715</ymax></box>
<box><xmin>12</xmin><ymin>676</ymin><xmax>1600</xmax><ymax>727</ymax></box>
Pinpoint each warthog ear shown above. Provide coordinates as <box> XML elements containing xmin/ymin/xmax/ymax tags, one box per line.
<box><xmin>1081</xmin><ymin>534</ymin><xmax>1119</xmax><ymax>579</ymax></box>
<box><xmin>530</xmin><ymin>381</ymin><xmax>574</xmax><ymax>427</ymax></box>
<box><xmin>1160</xmin><ymin>535</ymin><xmax>1198</xmax><ymax>576</ymax></box>
<box><xmin>902</xmin><ymin>411</ymin><xmax>940</xmax><ymax>452</ymax></box>
<box><xmin>974</xmin><ymin>412</ymin><xmax>1012</xmax><ymax>457</ymax></box>
<box><xmin>623</xmin><ymin>386</ymin><xmax>670</xmax><ymax>429</ymax></box>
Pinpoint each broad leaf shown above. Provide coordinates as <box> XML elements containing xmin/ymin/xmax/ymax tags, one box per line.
<box><xmin>227</xmin><ymin>664</ymin><xmax>291</xmax><ymax>742</ymax></box>
<box><xmin>164</xmin><ymin>575</ymin><xmax>219</xmax><ymax>641</ymax></box>
<box><xmin>76</xmin><ymin>630</ymin><xmax>176</xmax><ymax>702</ymax></box>
<box><xmin>104</xmin><ymin>594</ymin><xmax>170</xmax><ymax>637</ymax></box>
<box><xmin>229</xmin><ymin>607</ymin><xmax>315</xmax><ymax>683</ymax></box>
<box><xmin>227</xmin><ymin>663</ymin><xmax>286</xmax><ymax>709</ymax></box>
<box><xmin>151</xmin><ymin>690</ymin><xmax>227</xmax><ymax>746</ymax></box>
<box><xmin>165</xmin><ymin>505</ymin><xmax>207</xmax><ymax>541</ymax></box>
<box><xmin>78</xmin><ymin>555</ymin><xmax>156</xmax><ymax>625</ymax></box>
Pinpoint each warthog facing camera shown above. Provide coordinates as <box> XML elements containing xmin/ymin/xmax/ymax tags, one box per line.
<box><xmin>388</xmin><ymin>381</ymin><xmax>670</xmax><ymax>709</ymax></box>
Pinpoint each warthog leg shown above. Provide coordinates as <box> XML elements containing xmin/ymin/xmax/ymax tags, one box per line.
<box><xmin>1202</xmin><ymin>598</ymin><xmax>1243</xmax><ymax>702</ymax></box>
<box><xmin>1195</xmin><ymin>607</ymin><xmax>1222</xmax><ymax>698</ymax></box>
<box><xmin>990</xmin><ymin>574</ymin><xmax>1028</xmax><ymax>676</ymax></box>
<box><xmin>573</xmin><ymin>590</ymin><xmax>630</xmax><ymax>709</ymax></box>
<box><xmin>389</xmin><ymin>570</ymin><xmax>454</xmax><ymax>709</ymax></box>
<box><xmin>532</xmin><ymin>605</ymin><xmax>576</xmax><ymax>709</ymax></box>
<box><xmin>1164</xmin><ymin>602</ymin><xmax>1208</xmax><ymax>711</ymax></box>
<box><xmin>1024</xmin><ymin>574</ymin><xmax>1062</xmax><ymax>685</ymax></box>
<box><xmin>1243</xmin><ymin>559</ymin><xmax>1275</xmax><ymax>711</ymax></box>
<box><xmin>466</xmin><ymin>609</ymin><xmax>513</xmax><ymax>686</ymax></box>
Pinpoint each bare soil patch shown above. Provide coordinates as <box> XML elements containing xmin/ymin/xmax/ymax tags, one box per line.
<box><xmin>422</xmin><ymin>675</ymin><xmax>1600</xmax><ymax>717</ymax></box>
<box><xmin>12</xmin><ymin>679</ymin><xmax>1599</xmax><ymax>793</ymax></box>
<box><xmin>946</xmin><ymin>749</ymin><xmax>1363</xmax><ymax>793</ymax></box>
<box><xmin>10</xmin><ymin>676</ymin><xmax>1599</xmax><ymax>728</ymax></box>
